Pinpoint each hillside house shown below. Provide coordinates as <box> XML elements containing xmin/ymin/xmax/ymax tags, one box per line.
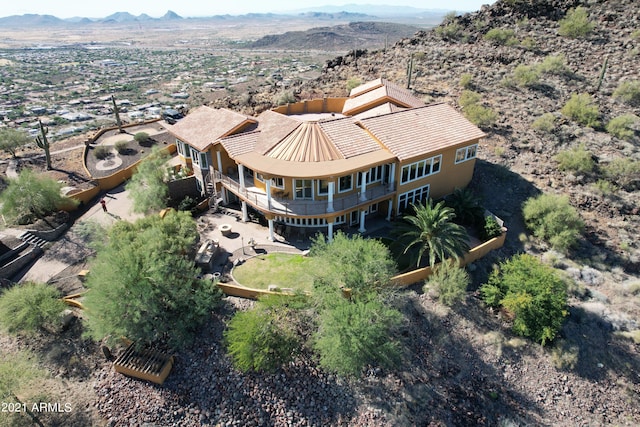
<box><xmin>167</xmin><ymin>78</ymin><xmax>485</xmax><ymax>241</ymax></box>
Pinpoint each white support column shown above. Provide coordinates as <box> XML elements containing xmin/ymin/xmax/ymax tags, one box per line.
<box><xmin>327</xmin><ymin>221</ymin><xmax>334</xmax><ymax>242</ymax></box>
<box><xmin>360</xmin><ymin>171</ymin><xmax>368</xmax><ymax>201</ymax></box>
<box><xmin>216</xmin><ymin>151</ymin><xmax>223</xmax><ymax>173</ymax></box>
<box><xmin>241</xmin><ymin>201</ymin><xmax>249</xmax><ymax>222</ymax></box>
<box><xmin>386</xmin><ymin>199</ymin><xmax>393</xmax><ymax>221</ymax></box>
<box><xmin>266</xmin><ymin>178</ymin><xmax>272</xmax><ymax>210</ymax></box>
<box><xmin>221</xmin><ymin>188</ymin><xmax>228</xmax><ymax>205</ymax></box>
<box><xmin>327</xmin><ymin>181</ymin><xmax>335</xmax><ymax>212</ymax></box>
<box><xmin>389</xmin><ymin>163</ymin><xmax>396</xmax><ymax>191</ymax></box>
<box><xmin>238</xmin><ymin>164</ymin><xmax>246</xmax><ymax>189</ymax></box>
<box><xmin>268</xmin><ymin>219</ymin><xmax>275</xmax><ymax>241</ymax></box>
<box><xmin>358</xmin><ymin>210</ymin><xmax>366</xmax><ymax>233</ymax></box>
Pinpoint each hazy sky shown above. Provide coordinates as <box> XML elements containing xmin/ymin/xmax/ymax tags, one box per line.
<box><xmin>3</xmin><ymin>1</ymin><xmax>492</xmax><ymax>19</ymax></box>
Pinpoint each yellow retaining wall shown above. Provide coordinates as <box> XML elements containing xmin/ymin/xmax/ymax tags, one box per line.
<box><xmin>62</xmin><ymin>141</ymin><xmax>176</xmax><ymax>212</ymax></box>
<box><xmin>392</xmin><ymin>230</ymin><xmax>507</xmax><ymax>287</ymax></box>
<box><xmin>217</xmin><ymin>282</ymin><xmax>281</xmax><ymax>299</ymax></box>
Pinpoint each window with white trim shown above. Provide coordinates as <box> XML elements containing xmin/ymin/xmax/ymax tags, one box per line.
<box><xmin>455</xmin><ymin>144</ymin><xmax>478</xmax><ymax>164</ymax></box>
<box><xmin>317</xmin><ymin>179</ymin><xmax>330</xmax><ymax>195</ymax></box>
<box><xmin>338</xmin><ymin>174</ymin><xmax>352</xmax><ymax>193</ymax></box>
<box><xmin>294</xmin><ymin>179</ymin><xmax>313</xmax><ymax>200</ymax></box>
<box><xmin>190</xmin><ymin>148</ymin><xmax>208</xmax><ymax>169</ymax></box>
<box><xmin>400</xmin><ymin>155</ymin><xmax>442</xmax><ymax>185</ymax></box>
<box><xmin>397</xmin><ymin>184</ymin><xmax>430</xmax><ymax>214</ymax></box>
<box><xmin>271</xmin><ymin>177</ymin><xmax>284</xmax><ymax>189</ymax></box>
<box><xmin>255</xmin><ymin>173</ymin><xmax>265</xmax><ymax>182</ymax></box>
<box><xmin>176</xmin><ymin>139</ymin><xmax>187</xmax><ymax>157</ymax></box>
<box><xmin>357</xmin><ymin>165</ymin><xmax>384</xmax><ymax>186</ymax></box>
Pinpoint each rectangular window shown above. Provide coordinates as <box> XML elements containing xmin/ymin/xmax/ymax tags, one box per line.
<box><xmin>271</xmin><ymin>177</ymin><xmax>284</xmax><ymax>188</ymax></box>
<box><xmin>176</xmin><ymin>139</ymin><xmax>187</xmax><ymax>157</ymax></box>
<box><xmin>294</xmin><ymin>179</ymin><xmax>313</xmax><ymax>199</ymax></box>
<box><xmin>400</xmin><ymin>155</ymin><xmax>443</xmax><ymax>185</ymax></box>
<box><xmin>397</xmin><ymin>184</ymin><xmax>430</xmax><ymax>214</ymax></box>
<box><xmin>255</xmin><ymin>173</ymin><xmax>265</xmax><ymax>182</ymax></box>
<box><xmin>455</xmin><ymin>144</ymin><xmax>478</xmax><ymax>164</ymax></box>
<box><xmin>339</xmin><ymin>174</ymin><xmax>352</xmax><ymax>193</ymax></box>
<box><xmin>190</xmin><ymin>148</ymin><xmax>207</xmax><ymax>168</ymax></box>
<box><xmin>317</xmin><ymin>179</ymin><xmax>329</xmax><ymax>195</ymax></box>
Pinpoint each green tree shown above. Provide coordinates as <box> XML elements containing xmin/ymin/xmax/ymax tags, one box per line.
<box><xmin>310</xmin><ymin>232</ymin><xmax>397</xmax><ymax>295</ymax></box>
<box><xmin>445</xmin><ymin>187</ymin><xmax>484</xmax><ymax>226</ymax></box>
<box><xmin>125</xmin><ymin>147</ymin><xmax>170</xmax><ymax>214</ymax></box>
<box><xmin>425</xmin><ymin>261</ymin><xmax>470</xmax><ymax>306</ymax></box>
<box><xmin>0</xmin><ymin>282</ymin><xmax>66</xmax><ymax>335</ymax></box>
<box><xmin>134</xmin><ymin>132</ymin><xmax>151</xmax><ymax>144</ymax></box>
<box><xmin>82</xmin><ymin>211</ymin><xmax>222</xmax><ymax>349</ymax></box>
<box><xmin>558</xmin><ymin>7</ymin><xmax>594</xmax><ymax>38</ymax></box>
<box><xmin>561</xmin><ymin>93</ymin><xmax>600</xmax><ymax>127</ymax></box>
<box><xmin>313</xmin><ymin>294</ymin><xmax>402</xmax><ymax>376</ymax></box>
<box><xmin>522</xmin><ymin>193</ymin><xmax>583</xmax><ymax>252</ymax></box>
<box><xmin>481</xmin><ymin>254</ymin><xmax>568</xmax><ymax>345</ymax></box>
<box><xmin>0</xmin><ymin>127</ymin><xmax>30</xmax><ymax>158</ymax></box>
<box><xmin>512</xmin><ymin>64</ymin><xmax>540</xmax><ymax>87</ymax></box>
<box><xmin>395</xmin><ymin>199</ymin><xmax>470</xmax><ymax>268</ymax></box>
<box><xmin>0</xmin><ymin>170</ymin><xmax>74</xmax><ymax>225</ymax></box>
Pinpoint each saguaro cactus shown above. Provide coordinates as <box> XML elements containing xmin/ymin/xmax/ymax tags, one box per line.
<box><xmin>35</xmin><ymin>119</ymin><xmax>51</xmax><ymax>170</ymax></box>
<box><xmin>111</xmin><ymin>94</ymin><xmax>124</xmax><ymax>133</ymax></box>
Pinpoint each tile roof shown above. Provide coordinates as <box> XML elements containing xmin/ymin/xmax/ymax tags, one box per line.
<box><xmin>219</xmin><ymin>131</ymin><xmax>259</xmax><ymax>157</ymax></box>
<box><xmin>167</xmin><ymin>106</ymin><xmax>256</xmax><ymax>151</ymax></box>
<box><xmin>353</xmin><ymin>102</ymin><xmax>406</xmax><ymax>120</ymax></box>
<box><xmin>266</xmin><ymin>122</ymin><xmax>344</xmax><ymax>162</ymax></box>
<box><xmin>318</xmin><ymin>117</ymin><xmax>383</xmax><ymax>159</ymax></box>
<box><xmin>254</xmin><ymin>110</ymin><xmax>302</xmax><ymax>155</ymax></box>
<box><xmin>342</xmin><ymin>78</ymin><xmax>424</xmax><ymax>115</ymax></box>
<box><xmin>359</xmin><ymin>103</ymin><xmax>486</xmax><ymax>162</ymax></box>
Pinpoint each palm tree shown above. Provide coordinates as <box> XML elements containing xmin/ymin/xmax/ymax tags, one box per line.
<box><xmin>395</xmin><ymin>199</ymin><xmax>470</xmax><ymax>268</ymax></box>
<box><xmin>445</xmin><ymin>187</ymin><xmax>484</xmax><ymax>226</ymax></box>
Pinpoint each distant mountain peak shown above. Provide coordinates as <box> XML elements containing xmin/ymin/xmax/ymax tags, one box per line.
<box><xmin>162</xmin><ymin>10</ymin><xmax>183</xmax><ymax>20</ymax></box>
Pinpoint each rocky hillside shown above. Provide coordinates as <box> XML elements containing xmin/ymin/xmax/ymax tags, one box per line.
<box><xmin>205</xmin><ymin>1</ymin><xmax>640</xmax><ymax>424</ymax></box>
<box><xmin>248</xmin><ymin>21</ymin><xmax>420</xmax><ymax>51</ymax></box>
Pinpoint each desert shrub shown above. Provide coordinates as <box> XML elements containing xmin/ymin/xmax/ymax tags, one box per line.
<box><xmin>558</xmin><ymin>7</ymin><xmax>594</xmax><ymax>38</ymax></box>
<box><xmin>425</xmin><ymin>262</ymin><xmax>470</xmax><ymax>306</ymax></box>
<box><xmin>0</xmin><ymin>349</ymin><xmax>45</xmax><ymax>400</ymax></box>
<box><xmin>225</xmin><ymin>294</ymin><xmax>304</xmax><ymax>373</ymax></box>
<box><xmin>313</xmin><ymin>294</ymin><xmax>402</xmax><ymax>376</ymax></box>
<box><xmin>561</xmin><ymin>93</ymin><xmax>600</xmax><ymax>127</ymax></box>
<box><xmin>93</xmin><ymin>145</ymin><xmax>111</xmax><ymax>160</ymax></box>
<box><xmin>134</xmin><ymin>132</ymin><xmax>151</xmax><ymax>144</ymax></box>
<box><xmin>606</xmin><ymin>114</ymin><xmax>638</xmax><ymax>141</ymax></box>
<box><xmin>464</xmin><ymin>103</ymin><xmax>498</xmax><ymax>127</ymax></box>
<box><xmin>522</xmin><ymin>193</ymin><xmax>584</xmax><ymax>252</ymax></box>
<box><xmin>538</xmin><ymin>54</ymin><xmax>568</xmax><ymax>75</ymax></box>
<box><xmin>0</xmin><ymin>282</ymin><xmax>65</xmax><ymax>335</ymax></box>
<box><xmin>513</xmin><ymin>64</ymin><xmax>540</xmax><ymax>87</ymax></box>
<box><xmin>459</xmin><ymin>90</ymin><xmax>482</xmax><ymax>107</ymax></box>
<box><xmin>551</xmin><ymin>340</ymin><xmax>579</xmax><ymax>370</ymax></box>
<box><xmin>613</xmin><ymin>80</ymin><xmax>640</xmax><ymax>106</ymax></box>
<box><xmin>177</xmin><ymin>195</ymin><xmax>197</xmax><ymax>212</ymax></box>
<box><xmin>482</xmin><ymin>215</ymin><xmax>503</xmax><ymax>240</ymax></box>
<box><xmin>346</xmin><ymin>77</ymin><xmax>362</xmax><ymax>92</ymax></box>
<box><xmin>532</xmin><ymin>113</ymin><xmax>556</xmax><ymax>133</ymax></box>
<box><xmin>602</xmin><ymin>158</ymin><xmax>640</xmax><ymax>189</ymax></box>
<box><xmin>276</xmin><ymin>91</ymin><xmax>296</xmax><ymax>106</ymax></box>
<box><xmin>435</xmin><ymin>12</ymin><xmax>464</xmax><ymax>41</ymax></box>
<box><xmin>520</xmin><ymin>37</ymin><xmax>537</xmax><ymax>50</ymax></box>
<box><xmin>459</xmin><ymin>73</ymin><xmax>473</xmax><ymax>89</ymax></box>
<box><xmin>480</xmin><ymin>254</ymin><xmax>568</xmax><ymax>345</ymax></box>
<box><xmin>484</xmin><ymin>28</ymin><xmax>517</xmax><ymax>45</ymax></box>
<box><xmin>553</xmin><ymin>144</ymin><xmax>595</xmax><ymax>174</ymax></box>
<box><xmin>114</xmin><ymin>140</ymin><xmax>128</xmax><ymax>154</ymax></box>
<box><xmin>592</xmin><ymin>179</ymin><xmax>617</xmax><ymax>195</ymax></box>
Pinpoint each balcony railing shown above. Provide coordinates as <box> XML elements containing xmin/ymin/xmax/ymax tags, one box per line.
<box><xmin>213</xmin><ymin>170</ymin><xmax>396</xmax><ymax>217</ymax></box>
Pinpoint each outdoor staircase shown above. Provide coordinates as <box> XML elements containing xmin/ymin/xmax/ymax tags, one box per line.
<box><xmin>18</xmin><ymin>231</ymin><xmax>48</xmax><ymax>249</ymax></box>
